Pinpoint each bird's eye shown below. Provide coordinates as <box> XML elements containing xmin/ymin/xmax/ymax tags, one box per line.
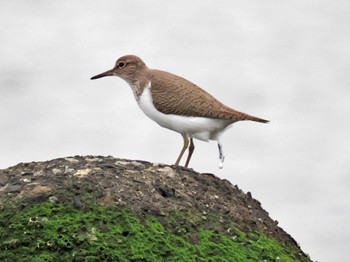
<box><xmin>118</xmin><ymin>62</ymin><xmax>126</xmax><ymax>68</ymax></box>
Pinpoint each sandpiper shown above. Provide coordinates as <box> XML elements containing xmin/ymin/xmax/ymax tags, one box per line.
<box><xmin>91</xmin><ymin>55</ymin><xmax>268</xmax><ymax>168</ymax></box>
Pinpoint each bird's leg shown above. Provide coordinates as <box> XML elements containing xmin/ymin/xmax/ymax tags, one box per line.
<box><xmin>174</xmin><ymin>134</ymin><xmax>189</xmax><ymax>167</ymax></box>
<box><xmin>184</xmin><ymin>138</ymin><xmax>195</xmax><ymax>168</ymax></box>
<box><xmin>218</xmin><ymin>142</ymin><xmax>225</xmax><ymax>169</ymax></box>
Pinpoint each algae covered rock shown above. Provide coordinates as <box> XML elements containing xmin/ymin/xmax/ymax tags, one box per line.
<box><xmin>0</xmin><ymin>156</ymin><xmax>312</xmax><ymax>261</ymax></box>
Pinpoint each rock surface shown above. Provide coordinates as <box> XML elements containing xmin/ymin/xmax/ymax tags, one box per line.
<box><xmin>0</xmin><ymin>156</ymin><xmax>312</xmax><ymax>261</ymax></box>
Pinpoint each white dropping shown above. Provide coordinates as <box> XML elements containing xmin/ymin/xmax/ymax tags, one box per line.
<box><xmin>218</xmin><ymin>142</ymin><xmax>225</xmax><ymax>169</ymax></box>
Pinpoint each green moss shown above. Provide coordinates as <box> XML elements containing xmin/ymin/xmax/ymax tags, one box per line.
<box><xmin>0</xmin><ymin>201</ymin><xmax>310</xmax><ymax>262</ymax></box>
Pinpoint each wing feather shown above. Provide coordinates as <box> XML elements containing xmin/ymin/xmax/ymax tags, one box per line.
<box><xmin>150</xmin><ymin>69</ymin><xmax>268</xmax><ymax>123</ymax></box>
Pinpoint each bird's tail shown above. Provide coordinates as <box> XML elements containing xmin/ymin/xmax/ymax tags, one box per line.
<box><xmin>245</xmin><ymin>114</ymin><xmax>269</xmax><ymax>123</ymax></box>
<box><xmin>220</xmin><ymin>107</ymin><xmax>269</xmax><ymax>123</ymax></box>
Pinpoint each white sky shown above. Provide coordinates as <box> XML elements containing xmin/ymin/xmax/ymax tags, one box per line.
<box><xmin>1</xmin><ymin>1</ymin><xmax>349</xmax><ymax>261</ymax></box>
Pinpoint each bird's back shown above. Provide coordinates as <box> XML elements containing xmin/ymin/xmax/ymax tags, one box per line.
<box><xmin>149</xmin><ymin>69</ymin><xmax>269</xmax><ymax>123</ymax></box>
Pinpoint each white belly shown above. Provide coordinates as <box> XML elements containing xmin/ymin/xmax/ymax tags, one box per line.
<box><xmin>136</xmin><ymin>82</ymin><xmax>233</xmax><ymax>141</ymax></box>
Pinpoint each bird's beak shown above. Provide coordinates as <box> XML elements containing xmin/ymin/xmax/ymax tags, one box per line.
<box><xmin>90</xmin><ymin>69</ymin><xmax>114</xmax><ymax>80</ymax></box>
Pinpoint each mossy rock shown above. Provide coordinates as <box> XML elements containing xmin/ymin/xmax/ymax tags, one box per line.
<box><xmin>0</xmin><ymin>156</ymin><xmax>312</xmax><ymax>261</ymax></box>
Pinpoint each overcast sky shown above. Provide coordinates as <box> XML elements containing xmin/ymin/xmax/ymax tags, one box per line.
<box><xmin>1</xmin><ymin>1</ymin><xmax>349</xmax><ymax>261</ymax></box>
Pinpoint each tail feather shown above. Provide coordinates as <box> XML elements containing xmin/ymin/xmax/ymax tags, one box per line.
<box><xmin>219</xmin><ymin>107</ymin><xmax>269</xmax><ymax>123</ymax></box>
<box><xmin>245</xmin><ymin>114</ymin><xmax>269</xmax><ymax>123</ymax></box>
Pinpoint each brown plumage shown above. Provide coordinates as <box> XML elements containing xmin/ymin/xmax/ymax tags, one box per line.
<box><xmin>150</xmin><ymin>69</ymin><xmax>269</xmax><ymax>123</ymax></box>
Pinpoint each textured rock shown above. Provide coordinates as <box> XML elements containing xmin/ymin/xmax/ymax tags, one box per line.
<box><xmin>0</xmin><ymin>155</ymin><xmax>312</xmax><ymax>261</ymax></box>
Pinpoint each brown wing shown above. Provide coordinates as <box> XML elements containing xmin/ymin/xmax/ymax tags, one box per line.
<box><xmin>150</xmin><ymin>69</ymin><xmax>269</xmax><ymax>123</ymax></box>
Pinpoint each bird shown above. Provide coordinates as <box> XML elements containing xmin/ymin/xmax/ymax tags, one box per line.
<box><xmin>91</xmin><ymin>55</ymin><xmax>268</xmax><ymax>169</ymax></box>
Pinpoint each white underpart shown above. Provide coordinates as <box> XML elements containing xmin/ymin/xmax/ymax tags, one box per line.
<box><xmin>136</xmin><ymin>81</ymin><xmax>233</xmax><ymax>142</ymax></box>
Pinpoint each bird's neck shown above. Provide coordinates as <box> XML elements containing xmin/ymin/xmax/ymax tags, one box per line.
<box><xmin>128</xmin><ymin>77</ymin><xmax>151</xmax><ymax>101</ymax></box>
